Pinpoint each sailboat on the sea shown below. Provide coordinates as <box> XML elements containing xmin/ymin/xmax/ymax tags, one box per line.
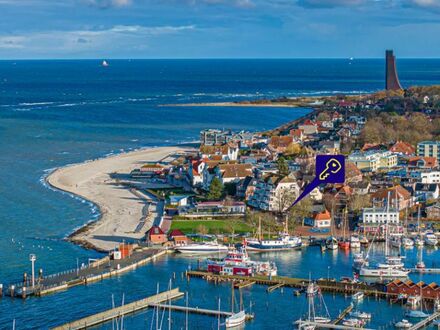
<box><xmin>245</xmin><ymin>216</ymin><xmax>301</xmax><ymax>251</ymax></box>
<box><xmin>338</xmin><ymin>208</ymin><xmax>350</xmax><ymax>250</ymax></box>
<box><xmin>294</xmin><ymin>281</ymin><xmax>332</xmax><ymax>329</ymax></box>
<box><xmin>359</xmin><ymin>193</ymin><xmax>410</xmax><ymax>278</ymax></box>
<box><xmin>225</xmin><ymin>283</ymin><xmax>246</xmax><ymax>328</ymax></box>
<box><xmin>102</xmin><ymin>60</ymin><xmax>109</xmax><ymax>67</ymax></box>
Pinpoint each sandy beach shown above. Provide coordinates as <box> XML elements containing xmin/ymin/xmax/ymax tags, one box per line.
<box><xmin>47</xmin><ymin>146</ymin><xmax>190</xmax><ymax>252</ymax></box>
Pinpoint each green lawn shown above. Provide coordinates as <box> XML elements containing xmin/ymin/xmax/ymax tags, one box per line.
<box><xmin>170</xmin><ymin>219</ymin><xmax>253</xmax><ymax>235</ymax></box>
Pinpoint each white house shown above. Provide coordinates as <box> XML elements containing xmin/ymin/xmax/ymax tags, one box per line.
<box><xmin>361</xmin><ymin>207</ymin><xmax>400</xmax><ymax>225</ymax></box>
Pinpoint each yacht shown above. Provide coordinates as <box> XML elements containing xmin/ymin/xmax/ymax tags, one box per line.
<box><xmin>349</xmin><ymin>310</ymin><xmax>372</xmax><ymax>320</ymax></box>
<box><xmin>424</xmin><ymin>232</ymin><xmax>438</xmax><ymax>246</ymax></box>
<box><xmin>226</xmin><ymin>311</ymin><xmax>246</xmax><ymax>328</ymax></box>
<box><xmin>342</xmin><ymin>318</ymin><xmax>365</xmax><ymax>327</ymax></box>
<box><xmin>352</xmin><ymin>292</ymin><xmax>364</xmax><ymax>302</ymax></box>
<box><xmin>175</xmin><ymin>242</ymin><xmax>228</xmax><ymax>254</ymax></box>
<box><xmin>395</xmin><ymin>319</ymin><xmax>412</xmax><ymax>329</ymax></box>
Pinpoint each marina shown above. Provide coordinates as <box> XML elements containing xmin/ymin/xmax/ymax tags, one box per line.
<box><xmin>3</xmin><ymin>248</ymin><xmax>167</xmax><ymax>298</ymax></box>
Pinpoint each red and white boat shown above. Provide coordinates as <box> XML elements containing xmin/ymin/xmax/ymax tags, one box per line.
<box><xmin>207</xmin><ymin>246</ymin><xmax>277</xmax><ymax>277</ymax></box>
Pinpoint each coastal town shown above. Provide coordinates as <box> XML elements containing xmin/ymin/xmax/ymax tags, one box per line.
<box><xmin>4</xmin><ymin>51</ymin><xmax>440</xmax><ymax>329</ymax></box>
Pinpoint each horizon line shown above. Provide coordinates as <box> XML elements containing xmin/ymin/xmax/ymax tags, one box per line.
<box><xmin>1</xmin><ymin>57</ymin><xmax>440</xmax><ymax>61</ymax></box>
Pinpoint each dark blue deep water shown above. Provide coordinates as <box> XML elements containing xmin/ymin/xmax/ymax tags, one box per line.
<box><xmin>0</xmin><ymin>59</ymin><xmax>440</xmax><ymax>329</ymax></box>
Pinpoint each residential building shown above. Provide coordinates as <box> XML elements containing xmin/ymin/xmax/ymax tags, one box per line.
<box><xmin>215</xmin><ymin>163</ymin><xmax>253</xmax><ymax>184</ymax></box>
<box><xmin>408</xmin><ymin>156</ymin><xmax>438</xmax><ymax>170</ymax></box>
<box><xmin>268</xmin><ymin>135</ymin><xmax>294</xmax><ymax>153</ymax></box>
<box><xmin>417</xmin><ymin>141</ymin><xmax>440</xmax><ymax>162</ymax></box>
<box><xmin>199</xmin><ymin>143</ymin><xmax>239</xmax><ymax>161</ymax></box>
<box><xmin>168</xmin><ymin>229</ymin><xmax>189</xmax><ymax>246</ymax></box>
<box><xmin>188</xmin><ymin>159</ymin><xmax>206</xmax><ymax>186</ymax></box>
<box><xmin>426</xmin><ymin>203</ymin><xmax>440</xmax><ymax>219</ymax></box>
<box><xmin>248</xmin><ymin>174</ymin><xmax>300</xmax><ymax>212</ymax></box>
<box><xmin>348</xmin><ymin>150</ymin><xmax>398</xmax><ymax>172</ymax></box>
<box><xmin>390</xmin><ymin>141</ymin><xmax>416</xmax><ymax>156</ymax></box>
<box><xmin>361</xmin><ymin>207</ymin><xmax>400</xmax><ymax>225</ymax></box>
<box><xmin>371</xmin><ymin>185</ymin><xmax>412</xmax><ymax>211</ymax></box>
<box><xmin>414</xmin><ymin>183</ymin><xmax>439</xmax><ymax>201</ymax></box>
<box><xmin>145</xmin><ymin>226</ymin><xmax>168</xmax><ymax>245</ymax></box>
<box><xmin>289</xmin><ymin>129</ymin><xmax>304</xmax><ymax>142</ymax></box>
<box><xmin>200</xmin><ymin>129</ymin><xmax>233</xmax><ymax>145</ymax></box>
<box><xmin>298</xmin><ymin>120</ymin><xmax>318</xmax><ymax>135</ymax></box>
<box><xmin>421</xmin><ymin>171</ymin><xmax>440</xmax><ymax>184</ymax></box>
<box><xmin>304</xmin><ymin>210</ymin><xmax>332</xmax><ymax>228</ymax></box>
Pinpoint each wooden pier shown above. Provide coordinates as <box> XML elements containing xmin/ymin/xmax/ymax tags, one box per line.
<box><xmin>186</xmin><ymin>270</ymin><xmax>391</xmax><ymax>299</ymax></box>
<box><xmin>297</xmin><ymin>320</ymin><xmax>373</xmax><ymax>330</ymax></box>
<box><xmin>233</xmin><ymin>280</ymin><xmax>255</xmax><ymax>289</ymax></box>
<box><xmin>410</xmin><ymin>268</ymin><xmax>440</xmax><ymax>274</ymax></box>
<box><xmin>267</xmin><ymin>283</ymin><xmax>284</xmax><ymax>293</ymax></box>
<box><xmin>148</xmin><ymin>303</ymin><xmax>254</xmax><ymax>320</ymax></box>
<box><xmin>408</xmin><ymin>311</ymin><xmax>440</xmax><ymax>330</ymax></box>
<box><xmin>51</xmin><ymin>288</ymin><xmax>184</xmax><ymax>330</ymax></box>
<box><xmin>331</xmin><ymin>304</ymin><xmax>353</xmax><ymax>325</ymax></box>
<box><xmin>5</xmin><ymin>248</ymin><xmax>168</xmax><ymax>299</ymax></box>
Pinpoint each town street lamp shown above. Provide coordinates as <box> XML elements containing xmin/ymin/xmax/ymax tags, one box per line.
<box><xmin>29</xmin><ymin>254</ymin><xmax>36</xmax><ymax>289</ymax></box>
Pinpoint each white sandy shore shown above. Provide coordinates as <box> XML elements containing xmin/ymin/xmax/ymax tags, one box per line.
<box><xmin>47</xmin><ymin>146</ymin><xmax>189</xmax><ymax>252</ymax></box>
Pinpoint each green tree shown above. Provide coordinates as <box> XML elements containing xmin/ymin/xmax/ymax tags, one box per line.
<box><xmin>277</xmin><ymin>156</ymin><xmax>289</xmax><ymax>177</ymax></box>
<box><xmin>288</xmin><ymin>196</ymin><xmax>313</xmax><ymax>226</ymax></box>
<box><xmin>207</xmin><ymin>177</ymin><xmax>223</xmax><ymax>200</ymax></box>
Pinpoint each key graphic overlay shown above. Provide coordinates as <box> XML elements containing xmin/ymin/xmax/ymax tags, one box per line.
<box><xmin>289</xmin><ymin>155</ymin><xmax>345</xmax><ymax>208</ymax></box>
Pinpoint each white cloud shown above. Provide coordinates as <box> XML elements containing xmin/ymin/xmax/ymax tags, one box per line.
<box><xmin>0</xmin><ymin>36</ymin><xmax>25</xmax><ymax>49</ymax></box>
<box><xmin>408</xmin><ymin>0</ymin><xmax>440</xmax><ymax>8</ymax></box>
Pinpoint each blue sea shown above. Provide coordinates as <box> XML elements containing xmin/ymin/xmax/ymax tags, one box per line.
<box><xmin>0</xmin><ymin>59</ymin><xmax>440</xmax><ymax>329</ymax></box>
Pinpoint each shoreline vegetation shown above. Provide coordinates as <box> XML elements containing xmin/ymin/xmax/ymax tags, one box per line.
<box><xmin>46</xmin><ymin>146</ymin><xmax>192</xmax><ymax>252</ymax></box>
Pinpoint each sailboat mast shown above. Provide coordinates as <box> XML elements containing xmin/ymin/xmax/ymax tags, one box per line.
<box><xmin>231</xmin><ymin>282</ymin><xmax>234</xmax><ymax>314</ymax></box>
<box><xmin>259</xmin><ymin>216</ymin><xmax>262</xmax><ymax>241</ymax></box>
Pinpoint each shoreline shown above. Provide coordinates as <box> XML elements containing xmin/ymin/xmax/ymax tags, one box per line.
<box><xmin>161</xmin><ymin>102</ymin><xmax>302</xmax><ymax>108</ymax></box>
<box><xmin>46</xmin><ymin>146</ymin><xmax>193</xmax><ymax>252</ymax></box>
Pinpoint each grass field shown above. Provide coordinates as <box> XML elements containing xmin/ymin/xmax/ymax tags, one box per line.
<box><xmin>170</xmin><ymin>219</ymin><xmax>253</xmax><ymax>234</ymax></box>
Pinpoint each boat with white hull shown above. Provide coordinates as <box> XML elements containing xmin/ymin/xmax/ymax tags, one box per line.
<box><xmin>245</xmin><ymin>216</ymin><xmax>301</xmax><ymax>251</ymax></box>
<box><xmin>175</xmin><ymin>242</ymin><xmax>228</xmax><ymax>254</ymax></box>
<box><xmin>424</xmin><ymin>232</ymin><xmax>438</xmax><ymax>246</ymax></box>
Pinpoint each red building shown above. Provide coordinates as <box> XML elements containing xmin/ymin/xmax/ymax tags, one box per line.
<box><xmin>145</xmin><ymin>225</ymin><xmax>168</xmax><ymax>245</ymax></box>
<box><xmin>387</xmin><ymin>280</ymin><xmax>440</xmax><ymax>300</ymax></box>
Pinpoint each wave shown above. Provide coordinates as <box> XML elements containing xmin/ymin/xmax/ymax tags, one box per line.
<box><xmin>19</xmin><ymin>102</ymin><xmax>55</xmax><ymax>106</ymax></box>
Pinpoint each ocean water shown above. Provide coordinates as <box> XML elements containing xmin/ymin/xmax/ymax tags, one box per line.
<box><xmin>0</xmin><ymin>59</ymin><xmax>440</xmax><ymax>329</ymax></box>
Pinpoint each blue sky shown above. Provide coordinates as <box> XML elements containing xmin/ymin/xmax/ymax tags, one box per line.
<box><xmin>0</xmin><ymin>0</ymin><xmax>439</xmax><ymax>59</ymax></box>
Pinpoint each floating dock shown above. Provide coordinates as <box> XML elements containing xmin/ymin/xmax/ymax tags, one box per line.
<box><xmin>51</xmin><ymin>288</ymin><xmax>184</xmax><ymax>330</ymax></box>
<box><xmin>331</xmin><ymin>304</ymin><xmax>353</xmax><ymax>325</ymax></box>
<box><xmin>5</xmin><ymin>248</ymin><xmax>167</xmax><ymax>298</ymax></box>
<box><xmin>408</xmin><ymin>311</ymin><xmax>440</xmax><ymax>330</ymax></box>
<box><xmin>410</xmin><ymin>268</ymin><xmax>440</xmax><ymax>274</ymax></box>
<box><xmin>186</xmin><ymin>270</ymin><xmax>391</xmax><ymax>299</ymax></box>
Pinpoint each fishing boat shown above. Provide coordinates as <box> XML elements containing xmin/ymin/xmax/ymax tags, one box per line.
<box><xmin>225</xmin><ymin>283</ymin><xmax>246</xmax><ymax>328</ymax></box>
<box><xmin>352</xmin><ymin>292</ymin><xmax>364</xmax><ymax>302</ymax></box>
<box><xmin>350</xmin><ymin>235</ymin><xmax>361</xmax><ymax>249</ymax></box>
<box><xmin>207</xmin><ymin>246</ymin><xmax>277</xmax><ymax>277</ymax></box>
<box><xmin>245</xmin><ymin>217</ymin><xmax>301</xmax><ymax>251</ymax></box>
<box><xmin>175</xmin><ymin>242</ymin><xmax>228</xmax><ymax>254</ymax></box>
<box><xmin>424</xmin><ymin>232</ymin><xmax>438</xmax><ymax>246</ymax></box>
<box><xmin>395</xmin><ymin>319</ymin><xmax>412</xmax><ymax>329</ymax></box>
